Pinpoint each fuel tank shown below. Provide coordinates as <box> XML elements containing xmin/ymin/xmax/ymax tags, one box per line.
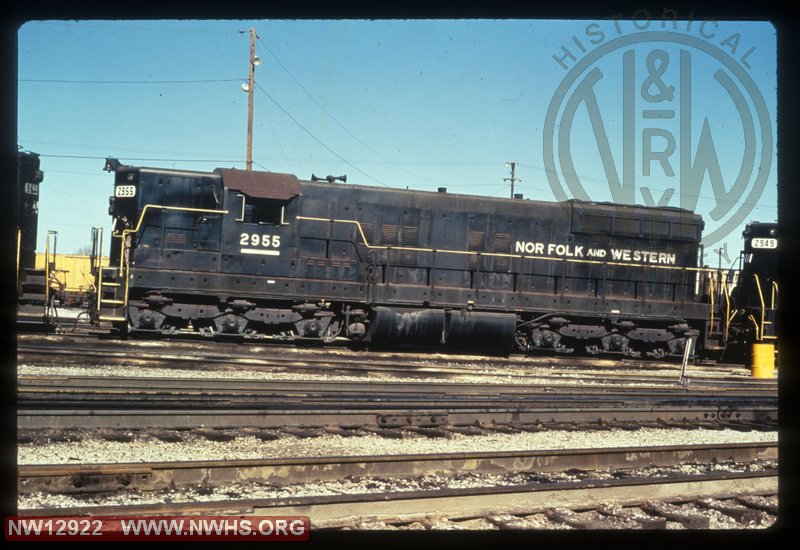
<box><xmin>366</xmin><ymin>306</ymin><xmax>516</xmax><ymax>351</ymax></box>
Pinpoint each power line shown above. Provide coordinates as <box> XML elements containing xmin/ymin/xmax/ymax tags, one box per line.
<box><xmin>40</xmin><ymin>154</ymin><xmax>243</xmax><ymax>164</ymax></box>
<box><xmin>39</xmin><ymin>169</ymin><xmax>109</xmax><ymax>176</ymax></box>
<box><xmin>38</xmin><ymin>154</ymin><xmax>283</xmax><ymax>174</ymax></box>
<box><xmin>31</xmin><ymin>21</ymin><xmax>238</xmax><ymax>34</ymax></box>
<box><xmin>258</xmin><ymin>36</ymin><xmax>445</xmax><ymax>188</ymax></box>
<box><xmin>251</xmin><ymin>161</ymin><xmax>272</xmax><ymax>172</ymax></box>
<box><xmin>20</xmin><ymin>78</ymin><xmax>241</xmax><ymax>84</ymax></box>
<box><xmin>254</xmin><ymin>81</ymin><xmax>390</xmax><ymax>187</ymax></box>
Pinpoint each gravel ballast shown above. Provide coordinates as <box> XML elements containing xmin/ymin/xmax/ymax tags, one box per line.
<box><xmin>18</xmin><ymin>428</ymin><xmax>777</xmax><ymax>465</ymax></box>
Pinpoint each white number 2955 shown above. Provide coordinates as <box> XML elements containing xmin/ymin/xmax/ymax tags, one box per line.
<box><xmin>240</xmin><ymin>232</ymin><xmax>280</xmax><ymax>248</ymax></box>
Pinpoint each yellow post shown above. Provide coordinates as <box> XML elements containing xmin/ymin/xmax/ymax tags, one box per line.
<box><xmin>751</xmin><ymin>343</ymin><xmax>775</xmax><ymax>378</ymax></box>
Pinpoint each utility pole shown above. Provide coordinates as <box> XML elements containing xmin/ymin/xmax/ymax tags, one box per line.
<box><xmin>246</xmin><ymin>27</ymin><xmax>256</xmax><ymax>172</ymax></box>
<box><xmin>504</xmin><ymin>161</ymin><xmax>521</xmax><ymax>198</ymax></box>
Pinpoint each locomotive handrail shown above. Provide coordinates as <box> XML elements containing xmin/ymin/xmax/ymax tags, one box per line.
<box><xmin>722</xmin><ymin>277</ymin><xmax>731</xmax><ymax>343</ymax></box>
<box><xmin>296</xmin><ymin>215</ymin><xmax>720</xmax><ymax>274</ymax></box>
<box><xmin>44</xmin><ymin>230</ymin><xmax>54</xmax><ymax>314</ymax></box>
<box><xmin>748</xmin><ymin>313</ymin><xmax>760</xmax><ymax>341</ymax></box>
<box><xmin>707</xmin><ymin>269</ymin><xmax>732</xmax><ymax>337</ymax></box>
<box><xmin>771</xmin><ymin>281</ymin><xmax>778</xmax><ymax>310</ymax></box>
<box><xmin>114</xmin><ymin>204</ymin><xmax>229</xmax><ymax>239</ymax></box>
<box><xmin>709</xmin><ymin>276</ymin><xmax>715</xmax><ymax>332</ymax></box>
<box><xmin>16</xmin><ymin>228</ymin><xmax>20</xmax><ymax>292</ymax></box>
<box><xmin>751</xmin><ymin>274</ymin><xmax>777</xmax><ymax>341</ymax></box>
<box><xmin>727</xmin><ymin>308</ymin><xmax>739</xmax><ymax>335</ymax></box>
<box><xmin>753</xmin><ymin>273</ymin><xmax>766</xmax><ymax>342</ymax></box>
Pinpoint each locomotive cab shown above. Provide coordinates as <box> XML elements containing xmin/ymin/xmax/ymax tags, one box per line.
<box><xmin>722</xmin><ymin>222</ymin><xmax>778</xmax><ymax>364</ymax></box>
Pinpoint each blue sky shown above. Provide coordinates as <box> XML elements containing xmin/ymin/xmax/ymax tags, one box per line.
<box><xmin>17</xmin><ymin>18</ymin><xmax>777</xmax><ymax>267</ymax></box>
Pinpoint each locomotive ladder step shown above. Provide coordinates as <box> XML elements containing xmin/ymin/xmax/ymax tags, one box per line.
<box><xmin>101</xmin><ymin>282</ymin><xmax>121</xmax><ymax>287</ymax></box>
<box><xmin>18</xmin><ymin>305</ymin><xmax>47</xmax><ymax>315</ymax></box>
<box><xmin>100</xmin><ymin>299</ymin><xmax>126</xmax><ymax>305</ymax></box>
<box><xmin>19</xmin><ymin>292</ymin><xmax>47</xmax><ymax>301</ymax></box>
<box><xmin>98</xmin><ymin>316</ymin><xmax>127</xmax><ymax>322</ymax></box>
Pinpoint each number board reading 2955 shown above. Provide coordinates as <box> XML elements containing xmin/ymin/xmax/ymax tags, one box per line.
<box><xmin>114</xmin><ymin>185</ymin><xmax>136</xmax><ymax>198</ymax></box>
<box><xmin>240</xmin><ymin>232</ymin><xmax>281</xmax><ymax>256</ymax></box>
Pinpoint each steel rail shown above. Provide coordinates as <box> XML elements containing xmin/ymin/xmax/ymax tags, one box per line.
<box><xmin>18</xmin><ymin>371</ymin><xmax>772</xmax><ymax>399</ymax></box>
<box><xmin>18</xmin><ymin>348</ymin><xmax>776</xmax><ymax>395</ymax></box>
<box><xmin>18</xmin><ymin>442</ymin><xmax>777</xmax><ymax>496</ymax></box>
<box><xmin>17</xmin><ymin>402</ymin><xmax>778</xmax><ymax>430</ymax></box>
<box><xmin>17</xmin><ymin>377</ymin><xmax>777</xmax><ymax>416</ymax></box>
<box><xmin>16</xmin><ymin>374</ymin><xmax>777</xmax><ymax>397</ymax></box>
<box><xmin>17</xmin><ymin>394</ymin><xmax>776</xmax><ymax>411</ymax></box>
<box><xmin>18</xmin><ymin>333</ymin><xmax>770</xmax><ymax>382</ymax></box>
<box><xmin>18</xmin><ymin>331</ymin><xmax>743</xmax><ymax>369</ymax></box>
<box><xmin>18</xmin><ymin>471</ymin><xmax>777</xmax><ymax>527</ymax></box>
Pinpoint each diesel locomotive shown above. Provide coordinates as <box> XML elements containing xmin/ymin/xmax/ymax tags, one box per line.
<box><xmin>16</xmin><ymin>149</ymin><xmax>57</xmax><ymax>331</ymax></box>
<box><xmin>93</xmin><ymin>159</ymin><xmax>723</xmax><ymax>359</ymax></box>
<box><xmin>720</xmin><ymin>222</ymin><xmax>778</xmax><ymax>364</ymax></box>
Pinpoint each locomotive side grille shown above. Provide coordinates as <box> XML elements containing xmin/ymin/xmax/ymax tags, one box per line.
<box><xmin>381</xmin><ymin>224</ymin><xmax>399</xmax><ymax>245</ymax></box>
<box><xmin>380</xmin><ymin>224</ymin><xmax>399</xmax><ymax>264</ymax></box>
<box><xmin>582</xmin><ymin>214</ymin><xmax>613</xmax><ymax>233</ymax></box>
<box><xmin>615</xmin><ymin>217</ymin><xmax>641</xmax><ymax>236</ymax></box>
<box><xmin>493</xmin><ymin>232</ymin><xmax>511</xmax><ymax>271</ymax></box>
<box><xmin>650</xmin><ymin>220</ymin><xmax>670</xmax><ymax>239</ymax></box>
<box><xmin>401</xmin><ymin>226</ymin><xmax>419</xmax><ymax>244</ymax></box>
<box><xmin>399</xmin><ymin>225</ymin><xmax>420</xmax><ymax>266</ymax></box>
<box><xmin>673</xmin><ymin>222</ymin><xmax>700</xmax><ymax>239</ymax></box>
<box><xmin>468</xmin><ymin>231</ymin><xmax>485</xmax><ymax>270</ymax></box>
<box><xmin>165</xmin><ymin>232</ymin><xmax>187</xmax><ymax>245</ymax></box>
<box><xmin>468</xmin><ymin>230</ymin><xmax>486</xmax><ymax>249</ymax></box>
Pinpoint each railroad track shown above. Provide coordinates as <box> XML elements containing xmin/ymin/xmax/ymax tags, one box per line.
<box><xmin>17</xmin><ymin>333</ymin><xmax>779</xmax><ymax>530</ymax></box>
<box><xmin>19</xmin><ymin>443</ymin><xmax>777</xmax><ymax>529</ymax></box>
<box><xmin>17</xmin><ymin>374</ymin><xmax>778</xmax><ymax>401</ymax></box>
<box><xmin>18</xmin><ymin>403</ymin><xmax>777</xmax><ymax>431</ymax></box>
<box><xmin>20</xmin><ymin>475</ymin><xmax>778</xmax><ymax>529</ymax></box>
<box><xmin>17</xmin><ymin>334</ymin><xmax>767</xmax><ymax>378</ymax></box>
<box><xmin>17</xmin><ymin>373</ymin><xmax>777</xmax><ymax>431</ymax></box>
<box><xmin>19</xmin><ymin>442</ymin><xmax>776</xmax><ymax>494</ymax></box>
<box><xmin>18</xmin><ymin>333</ymin><xmax>772</xmax><ymax>387</ymax></box>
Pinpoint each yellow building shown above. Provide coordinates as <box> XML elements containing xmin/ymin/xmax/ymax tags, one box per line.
<box><xmin>35</xmin><ymin>253</ymin><xmax>110</xmax><ymax>305</ymax></box>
